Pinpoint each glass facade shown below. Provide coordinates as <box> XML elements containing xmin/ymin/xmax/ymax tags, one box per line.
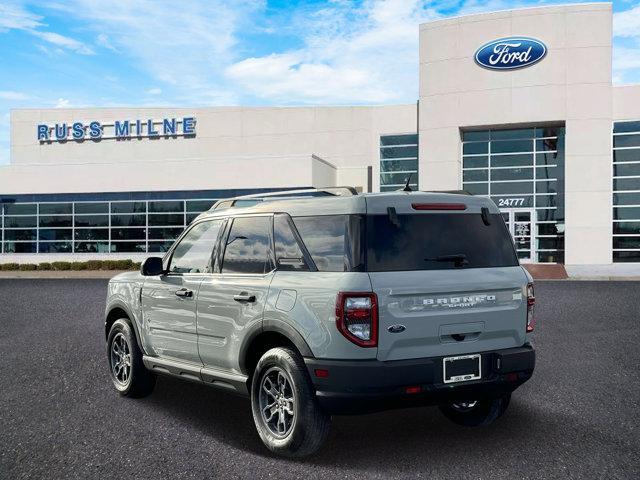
<box><xmin>462</xmin><ymin>126</ymin><xmax>565</xmax><ymax>263</ymax></box>
<box><xmin>613</xmin><ymin>121</ymin><xmax>640</xmax><ymax>263</ymax></box>
<box><xmin>1</xmin><ymin>198</ymin><xmax>218</xmax><ymax>254</ymax></box>
<box><xmin>380</xmin><ymin>134</ymin><xmax>418</xmax><ymax>192</ymax></box>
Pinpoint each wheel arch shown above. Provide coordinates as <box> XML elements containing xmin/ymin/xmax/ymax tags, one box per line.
<box><xmin>240</xmin><ymin>319</ymin><xmax>314</xmax><ymax>378</ymax></box>
<box><xmin>105</xmin><ymin>302</ymin><xmax>145</xmax><ymax>352</ymax></box>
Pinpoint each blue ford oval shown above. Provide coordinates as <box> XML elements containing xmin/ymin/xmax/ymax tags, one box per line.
<box><xmin>475</xmin><ymin>37</ymin><xmax>547</xmax><ymax>70</ymax></box>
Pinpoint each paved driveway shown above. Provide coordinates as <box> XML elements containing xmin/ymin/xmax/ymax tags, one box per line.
<box><xmin>0</xmin><ymin>280</ymin><xmax>638</xmax><ymax>479</ymax></box>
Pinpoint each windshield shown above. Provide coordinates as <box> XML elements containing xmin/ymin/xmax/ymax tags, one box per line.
<box><xmin>366</xmin><ymin>213</ymin><xmax>518</xmax><ymax>272</ymax></box>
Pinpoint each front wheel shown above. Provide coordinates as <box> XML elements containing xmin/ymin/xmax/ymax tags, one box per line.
<box><xmin>439</xmin><ymin>393</ymin><xmax>511</xmax><ymax>427</ymax></box>
<box><xmin>107</xmin><ymin>318</ymin><xmax>156</xmax><ymax>398</ymax></box>
<box><xmin>250</xmin><ymin>347</ymin><xmax>330</xmax><ymax>457</ymax></box>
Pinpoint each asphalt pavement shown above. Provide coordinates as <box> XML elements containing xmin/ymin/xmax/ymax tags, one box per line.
<box><xmin>0</xmin><ymin>279</ymin><xmax>638</xmax><ymax>479</ymax></box>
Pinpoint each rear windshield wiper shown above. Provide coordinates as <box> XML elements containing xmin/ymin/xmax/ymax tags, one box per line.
<box><xmin>424</xmin><ymin>254</ymin><xmax>469</xmax><ymax>267</ymax></box>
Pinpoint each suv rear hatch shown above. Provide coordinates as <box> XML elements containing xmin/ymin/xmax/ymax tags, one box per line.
<box><xmin>365</xmin><ymin>195</ymin><xmax>529</xmax><ymax>362</ymax></box>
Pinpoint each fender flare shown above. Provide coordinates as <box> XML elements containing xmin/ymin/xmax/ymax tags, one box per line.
<box><xmin>238</xmin><ymin>318</ymin><xmax>314</xmax><ymax>374</ymax></box>
<box><xmin>105</xmin><ymin>300</ymin><xmax>146</xmax><ymax>354</ymax></box>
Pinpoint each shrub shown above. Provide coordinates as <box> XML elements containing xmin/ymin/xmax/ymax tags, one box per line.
<box><xmin>51</xmin><ymin>261</ymin><xmax>72</xmax><ymax>271</ymax></box>
<box><xmin>0</xmin><ymin>259</ymin><xmax>140</xmax><ymax>272</ymax></box>
<box><xmin>85</xmin><ymin>260</ymin><xmax>104</xmax><ymax>270</ymax></box>
<box><xmin>0</xmin><ymin>263</ymin><xmax>20</xmax><ymax>271</ymax></box>
<box><xmin>19</xmin><ymin>263</ymin><xmax>38</xmax><ymax>271</ymax></box>
<box><xmin>115</xmin><ymin>259</ymin><xmax>134</xmax><ymax>270</ymax></box>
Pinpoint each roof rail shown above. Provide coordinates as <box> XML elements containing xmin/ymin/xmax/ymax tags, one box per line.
<box><xmin>209</xmin><ymin>186</ymin><xmax>358</xmax><ymax>211</ymax></box>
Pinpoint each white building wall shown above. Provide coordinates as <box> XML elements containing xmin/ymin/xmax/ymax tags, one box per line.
<box><xmin>614</xmin><ymin>85</ymin><xmax>640</xmax><ymax>121</ymax></box>
<box><xmin>10</xmin><ymin>105</ymin><xmax>416</xmax><ymax>169</ymax></box>
<box><xmin>418</xmin><ymin>3</ymin><xmax>618</xmax><ymax>267</ymax></box>
<box><xmin>7</xmin><ymin>104</ymin><xmax>417</xmax><ymax>197</ymax></box>
<box><xmin>0</xmin><ymin>154</ymin><xmax>335</xmax><ymax>195</ymax></box>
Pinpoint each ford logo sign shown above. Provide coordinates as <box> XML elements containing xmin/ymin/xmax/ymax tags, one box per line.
<box><xmin>387</xmin><ymin>324</ymin><xmax>406</xmax><ymax>334</ymax></box>
<box><xmin>475</xmin><ymin>37</ymin><xmax>546</xmax><ymax>70</ymax></box>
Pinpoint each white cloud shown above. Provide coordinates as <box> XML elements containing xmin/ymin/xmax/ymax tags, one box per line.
<box><xmin>31</xmin><ymin>30</ymin><xmax>94</xmax><ymax>55</ymax></box>
<box><xmin>0</xmin><ymin>3</ymin><xmax>42</xmax><ymax>31</ymax></box>
<box><xmin>613</xmin><ymin>5</ymin><xmax>640</xmax><ymax>38</ymax></box>
<box><xmin>614</xmin><ymin>46</ymin><xmax>640</xmax><ymax>70</ymax></box>
<box><xmin>54</xmin><ymin>98</ymin><xmax>70</xmax><ymax>108</ymax></box>
<box><xmin>96</xmin><ymin>32</ymin><xmax>117</xmax><ymax>51</ymax></box>
<box><xmin>226</xmin><ymin>0</ymin><xmax>440</xmax><ymax>104</ymax></box>
<box><xmin>45</xmin><ymin>0</ymin><xmax>258</xmax><ymax>103</ymax></box>
<box><xmin>613</xmin><ymin>5</ymin><xmax>640</xmax><ymax>85</ymax></box>
<box><xmin>0</xmin><ymin>91</ymin><xmax>30</xmax><ymax>101</ymax></box>
<box><xmin>227</xmin><ymin>53</ymin><xmax>394</xmax><ymax>103</ymax></box>
<box><xmin>613</xmin><ymin>45</ymin><xmax>640</xmax><ymax>85</ymax></box>
<box><xmin>146</xmin><ymin>88</ymin><xmax>162</xmax><ymax>95</ymax></box>
<box><xmin>0</xmin><ymin>2</ymin><xmax>94</xmax><ymax>55</ymax></box>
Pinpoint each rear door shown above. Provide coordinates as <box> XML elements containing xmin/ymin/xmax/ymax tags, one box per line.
<box><xmin>196</xmin><ymin>215</ymin><xmax>275</xmax><ymax>372</ymax></box>
<box><xmin>365</xmin><ymin>197</ymin><xmax>529</xmax><ymax>362</ymax></box>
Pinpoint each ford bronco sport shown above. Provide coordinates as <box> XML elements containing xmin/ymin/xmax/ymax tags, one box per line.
<box><xmin>105</xmin><ymin>188</ymin><xmax>535</xmax><ymax>457</ymax></box>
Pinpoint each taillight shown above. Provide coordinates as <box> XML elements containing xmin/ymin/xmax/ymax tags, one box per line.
<box><xmin>336</xmin><ymin>292</ymin><xmax>378</xmax><ymax>347</ymax></box>
<box><xmin>526</xmin><ymin>283</ymin><xmax>535</xmax><ymax>333</ymax></box>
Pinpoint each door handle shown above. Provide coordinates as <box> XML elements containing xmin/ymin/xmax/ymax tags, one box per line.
<box><xmin>175</xmin><ymin>288</ymin><xmax>193</xmax><ymax>298</ymax></box>
<box><xmin>233</xmin><ymin>292</ymin><xmax>256</xmax><ymax>303</ymax></box>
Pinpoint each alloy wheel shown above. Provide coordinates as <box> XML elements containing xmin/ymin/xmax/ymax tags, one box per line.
<box><xmin>110</xmin><ymin>332</ymin><xmax>131</xmax><ymax>386</ymax></box>
<box><xmin>259</xmin><ymin>367</ymin><xmax>296</xmax><ymax>438</ymax></box>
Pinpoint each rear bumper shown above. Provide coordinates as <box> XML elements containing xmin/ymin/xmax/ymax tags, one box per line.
<box><xmin>304</xmin><ymin>345</ymin><xmax>535</xmax><ymax>414</ymax></box>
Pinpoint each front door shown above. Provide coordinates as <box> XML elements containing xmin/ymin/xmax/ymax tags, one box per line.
<box><xmin>501</xmin><ymin>209</ymin><xmax>535</xmax><ymax>263</ymax></box>
<box><xmin>141</xmin><ymin>219</ymin><xmax>224</xmax><ymax>364</ymax></box>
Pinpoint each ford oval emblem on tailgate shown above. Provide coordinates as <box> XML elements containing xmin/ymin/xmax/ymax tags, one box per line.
<box><xmin>388</xmin><ymin>324</ymin><xmax>406</xmax><ymax>333</ymax></box>
<box><xmin>475</xmin><ymin>37</ymin><xmax>547</xmax><ymax>70</ymax></box>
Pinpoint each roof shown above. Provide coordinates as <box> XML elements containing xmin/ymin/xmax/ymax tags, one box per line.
<box><xmin>196</xmin><ymin>190</ymin><xmax>499</xmax><ymax>221</ymax></box>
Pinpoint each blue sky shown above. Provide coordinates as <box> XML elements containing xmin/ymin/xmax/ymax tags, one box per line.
<box><xmin>1</xmin><ymin>0</ymin><xmax>639</xmax><ymax>165</ymax></box>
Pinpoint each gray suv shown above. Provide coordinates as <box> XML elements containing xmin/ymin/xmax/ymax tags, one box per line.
<box><xmin>105</xmin><ymin>189</ymin><xmax>536</xmax><ymax>457</ymax></box>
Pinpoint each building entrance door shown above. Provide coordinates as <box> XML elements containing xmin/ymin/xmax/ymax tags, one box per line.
<box><xmin>501</xmin><ymin>209</ymin><xmax>535</xmax><ymax>263</ymax></box>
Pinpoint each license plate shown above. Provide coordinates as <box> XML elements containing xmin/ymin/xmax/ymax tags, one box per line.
<box><xmin>443</xmin><ymin>354</ymin><xmax>481</xmax><ymax>383</ymax></box>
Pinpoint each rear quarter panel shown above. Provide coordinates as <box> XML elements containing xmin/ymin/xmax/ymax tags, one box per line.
<box><xmin>265</xmin><ymin>271</ymin><xmax>376</xmax><ymax>360</ymax></box>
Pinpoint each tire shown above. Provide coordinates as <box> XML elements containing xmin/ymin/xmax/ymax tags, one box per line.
<box><xmin>107</xmin><ymin>318</ymin><xmax>156</xmax><ymax>398</ymax></box>
<box><xmin>250</xmin><ymin>347</ymin><xmax>331</xmax><ymax>457</ymax></box>
<box><xmin>439</xmin><ymin>393</ymin><xmax>511</xmax><ymax>427</ymax></box>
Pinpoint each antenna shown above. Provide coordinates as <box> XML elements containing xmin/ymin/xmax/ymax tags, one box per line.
<box><xmin>402</xmin><ymin>174</ymin><xmax>413</xmax><ymax>192</ymax></box>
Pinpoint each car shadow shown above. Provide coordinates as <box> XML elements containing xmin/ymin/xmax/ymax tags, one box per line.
<box><xmin>143</xmin><ymin>376</ymin><xmax>264</xmax><ymax>455</ymax></box>
<box><xmin>139</xmin><ymin>375</ymin><xmax>575</xmax><ymax>473</ymax></box>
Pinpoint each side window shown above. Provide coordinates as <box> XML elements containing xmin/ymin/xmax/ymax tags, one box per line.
<box><xmin>222</xmin><ymin>216</ymin><xmax>273</xmax><ymax>274</ymax></box>
<box><xmin>169</xmin><ymin>219</ymin><xmax>223</xmax><ymax>274</ymax></box>
<box><xmin>292</xmin><ymin>215</ymin><xmax>349</xmax><ymax>272</ymax></box>
<box><xmin>274</xmin><ymin>214</ymin><xmax>310</xmax><ymax>271</ymax></box>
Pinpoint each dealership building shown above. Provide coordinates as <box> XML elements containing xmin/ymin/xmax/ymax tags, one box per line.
<box><xmin>1</xmin><ymin>2</ymin><xmax>639</xmax><ymax>275</ymax></box>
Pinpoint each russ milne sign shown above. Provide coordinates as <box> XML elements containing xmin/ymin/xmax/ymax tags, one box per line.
<box><xmin>475</xmin><ymin>37</ymin><xmax>546</xmax><ymax>70</ymax></box>
<box><xmin>37</xmin><ymin>117</ymin><xmax>196</xmax><ymax>142</ymax></box>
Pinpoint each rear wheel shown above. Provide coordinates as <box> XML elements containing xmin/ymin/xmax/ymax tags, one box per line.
<box><xmin>439</xmin><ymin>394</ymin><xmax>511</xmax><ymax>427</ymax></box>
<box><xmin>107</xmin><ymin>318</ymin><xmax>155</xmax><ymax>398</ymax></box>
<box><xmin>250</xmin><ymin>347</ymin><xmax>330</xmax><ymax>457</ymax></box>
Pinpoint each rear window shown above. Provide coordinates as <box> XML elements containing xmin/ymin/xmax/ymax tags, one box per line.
<box><xmin>366</xmin><ymin>213</ymin><xmax>518</xmax><ymax>271</ymax></box>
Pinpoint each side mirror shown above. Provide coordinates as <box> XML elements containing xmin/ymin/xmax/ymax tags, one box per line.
<box><xmin>141</xmin><ymin>257</ymin><xmax>165</xmax><ymax>276</ymax></box>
